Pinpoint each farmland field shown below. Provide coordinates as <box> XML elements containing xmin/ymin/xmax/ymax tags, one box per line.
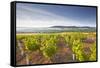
<box><xmin>16</xmin><ymin>32</ymin><xmax>96</xmax><ymax>65</ymax></box>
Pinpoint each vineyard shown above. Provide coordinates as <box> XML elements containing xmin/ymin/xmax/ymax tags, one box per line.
<box><xmin>16</xmin><ymin>32</ymin><xmax>96</xmax><ymax>65</ymax></box>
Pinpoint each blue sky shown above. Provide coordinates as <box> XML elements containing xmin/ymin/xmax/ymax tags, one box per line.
<box><xmin>16</xmin><ymin>3</ymin><xmax>96</xmax><ymax>27</ymax></box>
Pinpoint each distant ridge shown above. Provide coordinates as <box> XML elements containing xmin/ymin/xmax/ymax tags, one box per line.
<box><xmin>50</xmin><ymin>26</ymin><xmax>95</xmax><ymax>28</ymax></box>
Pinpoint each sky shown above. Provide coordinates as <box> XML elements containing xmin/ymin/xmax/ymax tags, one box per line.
<box><xmin>16</xmin><ymin>3</ymin><xmax>96</xmax><ymax>28</ymax></box>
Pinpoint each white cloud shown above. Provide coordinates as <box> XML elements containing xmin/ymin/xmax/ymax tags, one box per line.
<box><xmin>16</xmin><ymin>3</ymin><xmax>96</xmax><ymax>27</ymax></box>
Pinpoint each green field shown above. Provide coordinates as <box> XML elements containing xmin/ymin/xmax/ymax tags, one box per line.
<box><xmin>16</xmin><ymin>32</ymin><xmax>96</xmax><ymax>65</ymax></box>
